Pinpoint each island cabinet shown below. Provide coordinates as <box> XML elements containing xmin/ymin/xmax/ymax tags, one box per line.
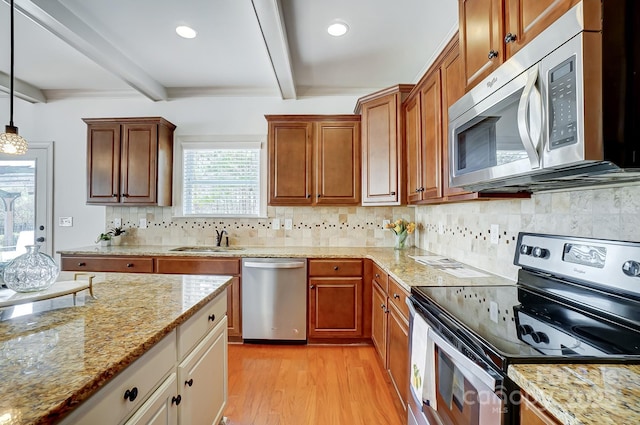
<box><xmin>520</xmin><ymin>391</ymin><xmax>561</xmax><ymax>425</ymax></box>
<box><xmin>307</xmin><ymin>258</ymin><xmax>371</xmax><ymax>342</ymax></box>
<box><xmin>459</xmin><ymin>0</ymin><xmax>598</xmax><ymax>91</ymax></box>
<box><xmin>355</xmin><ymin>85</ymin><xmax>414</xmax><ymax>206</ymax></box>
<box><xmin>371</xmin><ymin>262</ymin><xmax>409</xmax><ymax>414</ymax></box>
<box><xmin>60</xmin><ymin>290</ymin><xmax>228</xmax><ymax>425</ymax></box>
<box><xmin>266</xmin><ymin>115</ymin><xmax>361</xmax><ymax>206</ymax></box>
<box><xmin>84</xmin><ymin>117</ymin><xmax>175</xmax><ymax>206</ymax></box>
<box><xmin>60</xmin><ymin>255</ymin><xmax>243</xmax><ymax>341</ymax></box>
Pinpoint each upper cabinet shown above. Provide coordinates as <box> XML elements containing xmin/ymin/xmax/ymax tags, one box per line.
<box><xmin>356</xmin><ymin>85</ymin><xmax>414</xmax><ymax>206</ymax></box>
<box><xmin>459</xmin><ymin>0</ymin><xmax>581</xmax><ymax>90</ymax></box>
<box><xmin>266</xmin><ymin>115</ymin><xmax>361</xmax><ymax>206</ymax></box>
<box><xmin>84</xmin><ymin>117</ymin><xmax>175</xmax><ymax>206</ymax></box>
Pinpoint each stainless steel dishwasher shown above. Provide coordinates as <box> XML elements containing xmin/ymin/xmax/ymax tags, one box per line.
<box><xmin>241</xmin><ymin>258</ymin><xmax>307</xmax><ymax>342</ymax></box>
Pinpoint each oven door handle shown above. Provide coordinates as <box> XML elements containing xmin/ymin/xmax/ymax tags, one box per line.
<box><xmin>428</xmin><ymin>328</ymin><xmax>500</xmax><ymax>391</ymax></box>
<box><xmin>517</xmin><ymin>64</ymin><xmax>542</xmax><ymax>170</ymax></box>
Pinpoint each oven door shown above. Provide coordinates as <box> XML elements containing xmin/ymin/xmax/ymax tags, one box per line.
<box><xmin>407</xmin><ymin>297</ymin><xmax>506</xmax><ymax>425</ymax></box>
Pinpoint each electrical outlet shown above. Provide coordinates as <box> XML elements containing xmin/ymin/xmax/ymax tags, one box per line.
<box><xmin>114</xmin><ymin>218</ymin><xmax>122</xmax><ymax>227</ymax></box>
<box><xmin>382</xmin><ymin>219</ymin><xmax>390</xmax><ymax>228</ymax></box>
<box><xmin>58</xmin><ymin>217</ymin><xmax>73</xmax><ymax>227</ymax></box>
<box><xmin>139</xmin><ymin>218</ymin><xmax>147</xmax><ymax>229</ymax></box>
<box><xmin>284</xmin><ymin>219</ymin><xmax>293</xmax><ymax>230</ymax></box>
<box><xmin>272</xmin><ymin>218</ymin><xmax>280</xmax><ymax>230</ymax></box>
<box><xmin>490</xmin><ymin>224</ymin><xmax>499</xmax><ymax>244</ymax></box>
<box><xmin>438</xmin><ymin>223</ymin><xmax>445</xmax><ymax>235</ymax></box>
<box><xmin>490</xmin><ymin>301</ymin><xmax>499</xmax><ymax>323</ymax></box>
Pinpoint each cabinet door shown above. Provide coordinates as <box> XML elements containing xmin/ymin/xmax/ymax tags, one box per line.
<box><xmin>371</xmin><ymin>281</ymin><xmax>388</xmax><ymax>362</ymax></box>
<box><xmin>520</xmin><ymin>394</ymin><xmax>560</xmax><ymax>425</ymax></box>
<box><xmin>268</xmin><ymin>121</ymin><xmax>313</xmax><ymax>205</ymax></box>
<box><xmin>225</xmin><ymin>277</ymin><xmax>242</xmax><ymax>339</ymax></box>
<box><xmin>419</xmin><ymin>70</ymin><xmax>443</xmax><ymax>201</ymax></box>
<box><xmin>123</xmin><ymin>374</ymin><xmax>178</xmax><ymax>425</ymax></box>
<box><xmin>505</xmin><ymin>0</ymin><xmax>580</xmax><ymax>57</ymax></box>
<box><xmin>121</xmin><ymin>123</ymin><xmax>158</xmax><ymax>204</ymax></box>
<box><xmin>60</xmin><ymin>255</ymin><xmax>154</xmax><ymax>273</ymax></box>
<box><xmin>361</xmin><ymin>94</ymin><xmax>401</xmax><ymax>205</ymax></box>
<box><xmin>178</xmin><ymin>317</ymin><xmax>228</xmax><ymax>425</ymax></box>
<box><xmin>459</xmin><ymin>0</ymin><xmax>504</xmax><ymax>90</ymax></box>
<box><xmin>308</xmin><ymin>277</ymin><xmax>363</xmax><ymax>338</ymax></box>
<box><xmin>315</xmin><ymin>121</ymin><xmax>361</xmax><ymax>205</ymax></box>
<box><xmin>404</xmin><ymin>94</ymin><xmax>422</xmax><ymax>204</ymax></box>
<box><xmin>387</xmin><ymin>302</ymin><xmax>409</xmax><ymax>411</ymax></box>
<box><xmin>87</xmin><ymin>123</ymin><xmax>121</xmax><ymax>204</ymax></box>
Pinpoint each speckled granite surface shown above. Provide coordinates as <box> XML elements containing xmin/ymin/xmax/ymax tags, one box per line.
<box><xmin>57</xmin><ymin>245</ymin><xmax>516</xmax><ymax>289</ymax></box>
<box><xmin>509</xmin><ymin>364</ymin><xmax>640</xmax><ymax>425</ymax></box>
<box><xmin>0</xmin><ymin>272</ymin><xmax>231</xmax><ymax>425</ymax></box>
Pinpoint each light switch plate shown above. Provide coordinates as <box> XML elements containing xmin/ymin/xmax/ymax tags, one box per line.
<box><xmin>490</xmin><ymin>224</ymin><xmax>499</xmax><ymax>244</ymax></box>
<box><xmin>284</xmin><ymin>219</ymin><xmax>292</xmax><ymax>230</ymax></box>
<box><xmin>113</xmin><ymin>218</ymin><xmax>122</xmax><ymax>227</ymax></box>
<box><xmin>59</xmin><ymin>217</ymin><xmax>73</xmax><ymax>227</ymax></box>
<box><xmin>382</xmin><ymin>219</ymin><xmax>390</xmax><ymax>228</ymax></box>
<box><xmin>272</xmin><ymin>218</ymin><xmax>280</xmax><ymax>230</ymax></box>
<box><xmin>489</xmin><ymin>301</ymin><xmax>499</xmax><ymax>323</ymax></box>
<box><xmin>139</xmin><ymin>218</ymin><xmax>147</xmax><ymax>229</ymax></box>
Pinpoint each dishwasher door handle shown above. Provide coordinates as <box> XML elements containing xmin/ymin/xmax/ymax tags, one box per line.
<box><xmin>243</xmin><ymin>261</ymin><xmax>306</xmax><ymax>269</ymax></box>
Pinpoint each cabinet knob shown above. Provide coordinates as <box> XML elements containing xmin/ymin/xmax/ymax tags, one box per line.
<box><xmin>390</xmin><ymin>191</ymin><xmax>396</xmax><ymax>196</ymax></box>
<box><xmin>317</xmin><ymin>194</ymin><xmax>322</xmax><ymax>198</ymax></box>
<box><xmin>122</xmin><ymin>193</ymin><xmax>129</xmax><ymax>198</ymax></box>
<box><xmin>393</xmin><ymin>293</ymin><xmax>400</xmax><ymax>299</ymax></box>
<box><xmin>504</xmin><ymin>32</ymin><xmax>517</xmax><ymax>43</ymax></box>
<box><xmin>126</xmin><ymin>263</ymin><xmax>134</xmax><ymax>268</ymax></box>
<box><xmin>172</xmin><ymin>395</ymin><xmax>182</xmax><ymax>406</ymax></box>
<box><xmin>414</xmin><ymin>188</ymin><xmax>420</xmax><ymax>193</ymax></box>
<box><xmin>112</xmin><ymin>194</ymin><xmax>118</xmax><ymax>197</ymax></box>
<box><xmin>307</xmin><ymin>194</ymin><xmax>311</xmax><ymax>198</ymax></box>
<box><xmin>488</xmin><ymin>50</ymin><xmax>499</xmax><ymax>59</ymax></box>
<box><xmin>310</xmin><ymin>284</ymin><xmax>315</xmax><ymax>289</ymax></box>
<box><xmin>380</xmin><ymin>303</ymin><xmax>385</xmax><ymax>309</ymax></box>
<box><xmin>333</xmin><ymin>266</ymin><xmax>339</xmax><ymax>271</ymax></box>
<box><xmin>374</xmin><ymin>273</ymin><xmax>380</xmax><ymax>278</ymax></box>
<box><xmin>208</xmin><ymin>314</ymin><xmax>216</xmax><ymax>322</ymax></box>
<box><xmin>123</xmin><ymin>387</ymin><xmax>138</xmax><ymax>402</ymax></box>
<box><xmin>185</xmin><ymin>378</ymin><xmax>194</xmax><ymax>387</ymax></box>
<box><xmin>78</xmin><ymin>262</ymin><xmax>86</xmax><ymax>267</ymax></box>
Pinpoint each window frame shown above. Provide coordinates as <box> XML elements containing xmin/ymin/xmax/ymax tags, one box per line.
<box><xmin>173</xmin><ymin>135</ymin><xmax>267</xmax><ymax>218</ymax></box>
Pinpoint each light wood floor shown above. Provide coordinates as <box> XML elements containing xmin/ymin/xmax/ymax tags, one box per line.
<box><xmin>224</xmin><ymin>343</ymin><xmax>404</xmax><ymax>425</ymax></box>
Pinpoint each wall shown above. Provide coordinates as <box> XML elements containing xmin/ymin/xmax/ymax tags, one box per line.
<box><xmin>414</xmin><ymin>184</ymin><xmax>640</xmax><ymax>281</ymax></box>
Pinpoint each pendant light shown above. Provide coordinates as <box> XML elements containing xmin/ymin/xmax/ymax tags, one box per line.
<box><xmin>0</xmin><ymin>0</ymin><xmax>28</xmax><ymax>155</ymax></box>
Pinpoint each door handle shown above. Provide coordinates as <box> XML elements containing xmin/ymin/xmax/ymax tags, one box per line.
<box><xmin>517</xmin><ymin>65</ymin><xmax>542</xmax><ymax>169</ymax></box>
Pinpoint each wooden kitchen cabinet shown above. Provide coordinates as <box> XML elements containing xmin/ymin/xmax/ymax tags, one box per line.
<box><xmin>61</xmin><ymin>255</ymin><xmax>154</xmax><ymax>273</ymax></box>
<box><xmin>356</xmin><ymin>85</ymin><xmax>413</xmax><ymax>205</ymax></box>
<box><xmin>459</xmin><ymin>0</ymin><xmax>587</xmax><ymax>91</ymax></box>
<box><xmin>370</xmin><ymin>262</ymin><xmax>410</xmax><ymax>413</ymax></box>
<box><xmin>84</xmin><ymin>117</ymin><xmax>175</xmax><ymax>206</ymax></box>
<box><xmin>308</xmin><ymin>259</ymin><xmax>367</xmax><ymax>341</ymax></box>
<box><xmin>520</xmin><ymin>392</ymin><xmax>561</xmax><ymax>425</ymax></box>
<box><xmin>266</xmin><ymin>115</ymin><xmax>361</xmax><ymax>206</ymax></box>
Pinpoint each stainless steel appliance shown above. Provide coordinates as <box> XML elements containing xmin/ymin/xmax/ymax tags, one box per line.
<box><xmin>448</xmin><ymin>2</ymin><xmax>640</xmax><ymax>192</ymax></box>
<box><xmin>407</xmin><ymin>233</ymin><xmax>640</xmax><ymax>424</ymax></box>
<box><xmin>241</xmin><ymin>258</ymin><xmax>307</xmax><ymax>342</ymax></box>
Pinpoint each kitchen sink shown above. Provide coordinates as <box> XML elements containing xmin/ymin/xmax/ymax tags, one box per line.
<box><xmin>169</xmin><ymin>246</ymin><xmax>245</xmax><ymax>252</ymax></box>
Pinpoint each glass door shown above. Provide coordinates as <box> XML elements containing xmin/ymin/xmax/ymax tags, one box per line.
<box><xmin>0</xmin><ymin>143</ymin><xmax>53</xmax><ymax>262</ymax></box>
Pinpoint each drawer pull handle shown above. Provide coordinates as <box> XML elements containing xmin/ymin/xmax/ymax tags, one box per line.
<box><xmin>333</xmin><ymin>266</ymin><xmax>339</xmax><ymax>271</ymax></box>
<box><xmin>124</xmin><ymin>387</ymin><xmax>138</xmax><ymax>402</ymax></box>
<box><xmin>185</xmin><ymin>378</ymin><xmax>194</xmax><ymax>387</ymax></box>
<box><xmin>126</xmin><ymin>263</ymin><xmax>134</xmax><ymax>268</ymax></box>
<box><xmin>78</xmin><ymin>262</ymin><xmax>86</xmax><ymax>267</ymax></box>
<box><xmin>393</xmin><ymin>293</ymin><xmax>400</xmax><ymax>299</ymax></box>
<box><xmin>172</xmin><ymin>395</ymin><xmax>182</xmax><ymax>406</ymax></box>
<box><xmin>208</xmin><ymin>314</ymin><xmax>216</xmax><ymax>322</ymax></box>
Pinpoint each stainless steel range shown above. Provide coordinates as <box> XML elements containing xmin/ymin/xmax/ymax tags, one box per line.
<box><xmin>407</xmin><ymin>233</ymin><xmax>640</xmax><ymax>425</ymax></box>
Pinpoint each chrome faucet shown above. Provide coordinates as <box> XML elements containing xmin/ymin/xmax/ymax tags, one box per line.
<box><xmin>215</xmin><ymin>229</ymin><xmax>227</xmax><ymax>247</ymax></box>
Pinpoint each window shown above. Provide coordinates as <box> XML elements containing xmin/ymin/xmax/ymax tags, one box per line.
<box><xmin>174</xmin><ymin>137</ymin><xmax>266</xmax><ymax>217</ymax></box>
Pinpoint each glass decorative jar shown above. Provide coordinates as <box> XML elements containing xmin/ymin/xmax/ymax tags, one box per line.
<box><xmin>394</xmin><ymin>230</ymin><xmax>409</xmax><ymax>250</ymax></box>
<box><xmin>3</xmin><ymin>245</ymin><xmax>59</xmax><ymax>292</ymax></box>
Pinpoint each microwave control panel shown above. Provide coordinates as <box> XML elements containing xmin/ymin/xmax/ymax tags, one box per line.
<box><xmin>548</xmin><ymin>56</ymin><xmax>578</xmax><ymax>149</ymax></box>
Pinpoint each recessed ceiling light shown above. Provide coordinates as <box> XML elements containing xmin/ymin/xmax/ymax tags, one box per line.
<box><xmin>176</xmin><ymin>25</ymin><xmax>197</xmax><ymax>39</ymax></box>
<box><xmin>327</xmin><ymin>21</ymin><xmax>349</xmax><ymax>37</ymax></box>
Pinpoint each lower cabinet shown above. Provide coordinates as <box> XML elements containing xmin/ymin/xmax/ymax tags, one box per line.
<box><xmin>520</xmin><ymin>392</ymin><xmax>561</xmax><ymax>425</ymax></box>
<box><xmin>371</xmin><ymin>261</ymin><xmax>410</xmax><ymax>412</ymax></box>
<box><xmin>60</xmin><ymin>290</ymin><xmax>228</xmax><ymax>425</ymax></box>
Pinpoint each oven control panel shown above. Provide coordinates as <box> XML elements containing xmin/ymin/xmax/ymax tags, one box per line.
<box><xmin>514</xmin><ymin>233</ymin><xmax>640</xmax><ymax>298</ymax></box>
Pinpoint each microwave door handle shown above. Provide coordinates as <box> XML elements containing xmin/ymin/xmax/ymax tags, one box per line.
<box><xmin>518</xmin><ymin>65</ymin><xmax>542</xmax><ymax>169</ymax></box>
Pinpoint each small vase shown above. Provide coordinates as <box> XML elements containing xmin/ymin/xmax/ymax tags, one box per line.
<box><xmin>100</xmin><ymin>239</ymin><xmax>111</xmax><ymax>247</ymax></box>
<box><xmin>394</xmin><ymin>231</ymin><xmax>408</xmax><ymax>250</ymax></box>
<box><xmin>111</xmin><ymin>235</ymin><xmax>122</xmax><ymax>246</ymax></box>
<box><xmin>3</xmin><ymin>245</ymin><xmax>60</xmax><ymax>292</ymax></box>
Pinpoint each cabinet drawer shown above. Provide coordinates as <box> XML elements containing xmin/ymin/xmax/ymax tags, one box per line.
<box><xmin>308</xmin><ymin>259</ymin><xmax>363</xmax><ymax>277</ymax></box>
<box><xmin>155</xmin><ymin>257</ymin><xmax>240</xmax><ymax>275</ymax></box>
<box><xmin>60</xmin><ymin>331</ymin><xmax>176</xmax><ymax>425</ymax></box>
<box><xmin>372</xmin><ymin>262</ymin><xmax>388</xmax><ymax>293</ymax></box>
<box><xmin>388</xmin><ymin>276</ymin><xmax>409</xmax><ymax>320</ymax></box>
<box><xmin>61</xmin><ymin>256</ymin><xmax>154</xmax><ymax>273</ymax></box>
<box><xmin>177</xmin><ymin>289</ymin><xmax>228</xmax><ymax>360</ymax></box>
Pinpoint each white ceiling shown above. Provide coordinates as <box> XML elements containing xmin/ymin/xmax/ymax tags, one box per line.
<box><xmin>0</xmin><ymin>0</ymin><xmax>458</xmax><ymax>103</ymax></box>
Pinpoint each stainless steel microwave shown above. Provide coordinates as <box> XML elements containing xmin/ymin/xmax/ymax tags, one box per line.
<box><xmin>448</xmin><ymin>2</ymin><xmax>640</xmax><ymax>192</ymax></box>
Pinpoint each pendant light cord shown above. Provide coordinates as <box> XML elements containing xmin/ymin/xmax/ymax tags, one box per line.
<box><xmin>9</xmin><ymin>0</ymin><xmax>15</xmax><ymax>128</ymax></box>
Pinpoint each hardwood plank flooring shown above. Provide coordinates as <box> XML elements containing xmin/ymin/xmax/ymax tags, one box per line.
<box><xmin>224</xmin><ymin>344</ymin><xmax>404</xmax><ymax>425</ymax></box>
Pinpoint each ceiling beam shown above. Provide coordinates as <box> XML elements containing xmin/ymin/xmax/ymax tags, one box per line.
<box><xmin>251</xmin><ymin>0</ymin><xmax>296</xmax><ymax>100</ymax></box>
<box><xmin>0</xmin><ymin>71</ymin><xmax>46</xmax><ymax>103</ymax></box>
<box><xmin>7</xmin><ymin>0</ymin><xmax>168</xmax><ymax>101</ymax></box>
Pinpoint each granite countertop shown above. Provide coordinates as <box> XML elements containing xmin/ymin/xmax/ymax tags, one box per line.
<box><xmin>57</xmin><ymin>245</ymin><xmax>516</xmax><ymax>290</ymax></box>
<box><xmin>509</xmin><ymin>364</ymin><xmax>640</xmax><ymax>425</ymax></box>
<box><xmin>0</xmin><ymin>272</ymin><xmax>232</xmax><ymax>425</ymax></box>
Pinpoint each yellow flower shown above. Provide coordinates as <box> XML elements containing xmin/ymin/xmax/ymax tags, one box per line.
<box><xmin>385</xmin><ymin>218</ymin><xmax>416</xmax><ymax>235</ymax></box>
